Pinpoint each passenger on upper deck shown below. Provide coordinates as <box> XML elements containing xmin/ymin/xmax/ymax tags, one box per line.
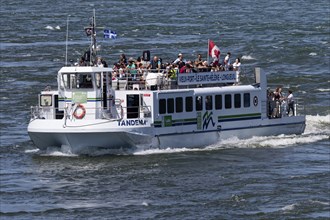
<box><xmin>148</xmin><ymin>56</ymin><xmax>162</xmax><ymax>72</ymax></box>
<box><xmin>119</xmin><ymin>53</ymin><xmax>127</xmax><ymax>66</ymax></box>
<box><xmin>96</xmin><ymin>57</ymin><xmax>104</xmax><ymax>67</ymax></box>
<box><xmin>194</xmin><ymin>54</ymin><xmax>204</xmax><ymax>67</ymax></box>
<box><xmin>233</xmin><ymin>58</ymin><xmax>241</xmax><ymax>71</ymax></box>
<box><xmin>173</xmin><ymin>53</ymin><xmax>185</xmax><ymax>69</ymax></box>
<box><xmin>127</xmin><ymin>57</ymin><xmax>137</xmax><ymax>80</ymax></box>
<box><xmin>224</xmin><ymin>52</ymin><xmax>231</xmax><ymax>70</ymax></box>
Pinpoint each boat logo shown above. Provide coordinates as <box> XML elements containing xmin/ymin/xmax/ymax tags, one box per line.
<box><xmin>253</xmin><ymin>96</ymin><xmax>258</xmax><ymax>106</ymax></box>
<box><xmin>203</xmin><ymin>111</ymin><xmax>215</xmax><ymax>130</ymax></box>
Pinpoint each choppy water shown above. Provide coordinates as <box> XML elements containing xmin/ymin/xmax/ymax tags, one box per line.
<box><xmin>1</xmin><ymin>0</ymin><xmax>329</xmax><ymax>219</ymax></box>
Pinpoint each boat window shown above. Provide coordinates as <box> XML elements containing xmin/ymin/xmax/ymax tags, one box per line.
<box><xmin>234</xmin><ymin>94</ymin><xmax>241</xmax><ymax>108</ymax></box>
<box><xmin>167</xmin><ymin>98</ymin><xmax>174</xmax><ymax>114</ymax></box>
<box><xmin>244</xmin><ymin>93</ymin><xmax>250</xmax><ymax>107</ymax></box>
<box><xmin>176</xmin><ymin>97</ymin><xmax>183</xmax><ymax>113</ymax></box>
<box><xmin>159</xmin><ymin>99</ymin><xmax>166</xmax><ymax>114</ymax></box>
<box><xmin>205</xmin><ymin>95</ymin><xmax>213</xmax><ymax>110</ymax></box>
<box><xmin>225</xmin><ymin>94</ymin><xmax>232</xmax><ymax>109</ymax></box>
<box><xmin>78</xmin><ymin>73</ymin><xmax>93</xmax><ymax>89</ymax></box>
<box><xmin>215</xmin><ymin>95</ymin><xmax>222</xmax><ymax>110</ymax></box>
<box><xmin>196</xmin><ymin>96</ymin><xmax>203</xmax><ymax>111</ymax></box>
<box><xmin>186</xmin><ymin>97</ymin><xmax>193</xmax><ymax>112</ymax></box>
<box><xmin>40</xmin><ymin>94</ymin><xmax>52</xmax><ymax>107</ymax></box>
<box><xmin>61</xmin><ymin>73</ymin><xmax>94</xmax><ymax>89</ymax></box>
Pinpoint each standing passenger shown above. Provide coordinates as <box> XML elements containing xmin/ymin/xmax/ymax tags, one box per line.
<box><xmin>286</xmin><ymin>90</ymin><xmax>295</xmax><ymax>116</ymax></box>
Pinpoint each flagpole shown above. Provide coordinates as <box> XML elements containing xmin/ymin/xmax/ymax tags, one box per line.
<box><xmin>207</xmin><ymin>39</ymin><xmax>209</xmax><ymax>65</ymax></box>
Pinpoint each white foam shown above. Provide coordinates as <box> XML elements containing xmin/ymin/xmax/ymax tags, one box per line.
<box><xmin>241</xmin><ymin>55</ymin><xmax>256</xmax><ymax>60</ymax></box>
<box><xmin>25</xmin><ymin>149</ymin><xmax>40</xmax><ymax>153</ymax></box>
<box><xmin>309</xmin><ymin>52</ymin><xmax>317</xmax><ymax>56</ymax></box>
<box><xmin>45</xmin><ymin>25</ymin><xmax>54</xmax><ymax>30</ymax></box>
<box><xmin>316</xmin><ymin>88</ymin><xmax>330</xmax><ymax>92</ymax></box>
<box><xmin>281</xmin><ymin>203</ymin><xmax>296</xmax><ymax>211</ymax></box>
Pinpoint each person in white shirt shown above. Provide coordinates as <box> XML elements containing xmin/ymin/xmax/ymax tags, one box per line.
<box><xmin>224</xmin><ymin>52</ymin><xmax>231</xmax><ymax>70</ymax></box>
<box><xmin>286</xmin><ymin>90</ymin><xmax>295</xmax><ymax>116</ymax></box>
<box><xmin>233</xmin><ymin>58</ymin><xmax>241</xmax><ymax>71</ymax></box>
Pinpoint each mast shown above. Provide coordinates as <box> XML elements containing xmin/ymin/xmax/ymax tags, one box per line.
<box><xmin>65</xmin><ymin>15</ymin><xmax>70</xmax><ymax>66</ymax></box>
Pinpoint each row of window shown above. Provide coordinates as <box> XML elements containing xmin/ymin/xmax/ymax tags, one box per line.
<box><xmin>159</xmin><ymin>93</ymin><xmax>252</xmax><ymax>114</ymax></box>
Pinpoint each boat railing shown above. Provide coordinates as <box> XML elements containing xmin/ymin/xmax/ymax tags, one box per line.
<box><xmin>111</xmin><ymin>68</ymin><xmax>240</xmax><ymax>90</ymax></box>
<box><xmin>30</xmin><ymin>104</ymin><xmax>152</xmax><ymax>120</ymax></box>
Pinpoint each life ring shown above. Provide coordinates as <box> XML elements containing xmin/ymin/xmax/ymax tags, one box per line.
<box><xmin>73</xmin><ymin>104</ymin><xmax>86</xmax><ymax>119</ymax></box>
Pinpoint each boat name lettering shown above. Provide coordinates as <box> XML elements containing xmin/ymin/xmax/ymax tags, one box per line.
<box><xmin>118</xmin><ymin>119</ymin><xmax>147</xmax><ymax>126</ymax></box>
<box><xmin>178</xmin><ymin>72</ymin><xmax>237</xmax><ymax>85</ymax></box>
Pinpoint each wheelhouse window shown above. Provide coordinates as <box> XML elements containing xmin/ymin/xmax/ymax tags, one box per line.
<box><xmin>176</xmin><ymin>97</ymin><xmax>183</xmax><ymax>113</ymax></box>
<box><xmin>78</xmin><ymin>73</ymin><xmax>93</xmax><ymax>89</ymax></box>
<box><xmin>205</xmin><ymin>95</ymin><xmax>213</xmax><ymax>110</ymax></box>
<box><xmin>159</xmin><ymin>99</ymin><xmax>166</xmax><ymax>114</ymax></box>
<box><xmin>215</xmin><ymin>95</ymin><xmax>222</xmax><ymax>110</ymax></box>
<box><xmin>196</xmin><ymin>96</ymin><xmax>203</xmax><ymax>111</ymax></box>
<box><xmin>234</xmin><ymin>94</ymin><xmax>241</xmax><ymax>108</ymax></box>
<box><xmin>244</xmin><ymin>93</ymin><xmax>250</xmax><ymax>107</ymax></box>
<box><xmin>185</xmin><ymin>96</ymin><xmax>193</xmax><ymax>112</ymax></box>
<box><xmin>61</xmin><ymin>73</ymin><xmax>94</xmax><ymax>89</ymax></box>
<box><xmin>225</xmin><ymin>94</ymin><xmax>232</xmax><ymax>109</ymax></box>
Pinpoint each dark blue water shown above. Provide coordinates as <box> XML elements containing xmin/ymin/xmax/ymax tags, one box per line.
<box><xmin>1</xmin><ymin>0</ymin><xmax>329</xmax><ymax>219</ymax></box>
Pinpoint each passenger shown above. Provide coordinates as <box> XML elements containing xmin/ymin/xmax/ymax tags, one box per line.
<box><xmin>232</xmin><ymin>58</ymin><xmax>241</xmax><ymax>71</ymax></box>
<box><xmin>119</xmin><ymin>53</ymin><xmax>127</xmax><ymax>66</ymax></box>
<box><xmin>173</xmin><ymin>53</ymin><xmax>185</xmax><ymax>69</ymax></box>
<box><xmin>194</xmin><ymin>54</ymin><xmax>204</xmax><ymax>67</ymax></box>
<box><xmin>127</xmin><ymin>57</ymin><xmax>137</xmax><ymax>80</ymax></box>
<box><xmin>96</xmin><ymin>57</ymin><xmax>104</xmax><ymax>67</ymax></box>
<box><xmin>180</xmin><ymin>62</ymin><xmax>193</xmax><ymax>73</ymax></box>
<box><xmin>224</xmin><ymin>52</ymin><xmax>231</xmax><ymax>70</ymax></box>
<box><xmin>274</xmin><ymin>87</ymin><xmax>283</xmax><ymax>117</ymax></box>
<box><xmin>286</xmin><ymin>90</ymin><xmax>295</xmax><ymax>116</ymax></box>
<box><xmin>148</xmin><ymin>56</ymin><xmax>161</xmax><ymax>72</ymax></box>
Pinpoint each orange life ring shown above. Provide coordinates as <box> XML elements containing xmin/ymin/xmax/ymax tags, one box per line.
<box><xmin>73</xmin><ymin>104</ymin><xmax>86</xmax><ymax>119</ymax></box>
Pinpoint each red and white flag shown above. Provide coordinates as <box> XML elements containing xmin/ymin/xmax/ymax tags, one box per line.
<box><xmin>208</xmin><ymin>40</ymin><xmax>220</xmax><ymax>61</ymax></box>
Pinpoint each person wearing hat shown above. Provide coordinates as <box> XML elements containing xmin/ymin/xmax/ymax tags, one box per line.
<box><xmin>173</xmin><ymin>53</ymin><xmax>185</xmax><ymax>69</ymax></box>
<box><xmin>127</xmin><ymin>57</ymin><xmax>137</xmax><ymax>80</ymax></box>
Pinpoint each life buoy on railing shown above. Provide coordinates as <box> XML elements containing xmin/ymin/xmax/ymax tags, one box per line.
<box><xmin>73</xmin><ymin>104</ymin><xmax>86</xmax><ymax>119</ymax></box>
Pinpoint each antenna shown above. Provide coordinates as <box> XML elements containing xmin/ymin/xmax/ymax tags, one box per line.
<box><xmin>65</xmin><ymin>15</ymin><xmax>70</xmax><ymax>66</ymax></box>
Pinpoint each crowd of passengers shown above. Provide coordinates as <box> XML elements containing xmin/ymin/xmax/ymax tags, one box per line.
<box><xmin>79</xmin><ymin>51</ymin><xmax>241</xmax><ymax>81</ymax></box>
<box><xmin>268</xmin><ymin>87</ymin><xmax>295</xmax><ymax>118</ymax></box>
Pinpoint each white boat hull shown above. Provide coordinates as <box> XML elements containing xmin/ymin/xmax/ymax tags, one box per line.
<box><xmin>28</xmin><ymin>116</ymin><xmax>305</xmax><ymax>154</ymax></box>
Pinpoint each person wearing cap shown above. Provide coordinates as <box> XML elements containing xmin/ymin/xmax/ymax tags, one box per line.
<box><xmin>127</xmin><ymin>57</ymin><xmax>137</xmax><ymax>80</ymax></box>
<box><xmin>173</xmin><ymin>53</ymin><xmax>185</xmax><ymax>68</ymax></box>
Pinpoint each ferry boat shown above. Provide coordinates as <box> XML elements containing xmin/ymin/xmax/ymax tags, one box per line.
<box><xmin>27</xmin><ymin>13</ymin><xmax>306</xmax><ymax>154</ymax></box>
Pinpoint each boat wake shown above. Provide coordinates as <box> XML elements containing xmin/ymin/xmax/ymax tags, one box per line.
<box><xmin>26</xmin><ymin>114</ymin><xmax>329</xmax><ymax>157</ymax></box>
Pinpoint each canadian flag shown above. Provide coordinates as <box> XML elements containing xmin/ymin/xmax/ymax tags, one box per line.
<box><xmin>208</xmin><ymin>40</ymin><xmax>220</xmax><ymax>61</ymax></box>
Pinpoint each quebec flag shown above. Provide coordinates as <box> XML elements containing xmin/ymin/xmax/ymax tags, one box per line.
<box><xmin>104</xmin><ymin>29</ymin><xmax>117</xmax><ymax>39</ymax></box>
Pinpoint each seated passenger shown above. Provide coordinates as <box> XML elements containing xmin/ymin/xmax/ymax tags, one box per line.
<box><xmin>127</xmin><ymin>57</ymin><xmax>137</xmax><ymax>80</ymax></box>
